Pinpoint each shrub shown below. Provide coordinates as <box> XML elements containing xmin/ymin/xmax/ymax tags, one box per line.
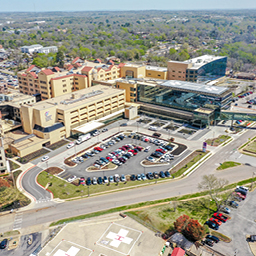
<box><xmin>174</xmin><ymin>214</ymin><xmax>190</xmax><ymax>233</ymax></box>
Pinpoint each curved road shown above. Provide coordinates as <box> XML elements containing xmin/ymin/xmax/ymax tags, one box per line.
<box><xmin>21</xmin><ymin>166</ymin><xmax>52</xmax><ymax>201</ymax></box>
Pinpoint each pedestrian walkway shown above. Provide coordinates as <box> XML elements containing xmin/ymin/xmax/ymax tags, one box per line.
<box><xmin>13</xmin><ymin>212</ymin><xmax>23</xmax><ymax>230</ymax></box>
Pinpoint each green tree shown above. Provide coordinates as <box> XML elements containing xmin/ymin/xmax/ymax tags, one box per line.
<box><xmin>56</xmin><ymin>51</ymin><xmax>64</xmax><ymax>67</ymax></box>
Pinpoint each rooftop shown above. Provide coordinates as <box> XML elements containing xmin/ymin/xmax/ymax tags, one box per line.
<box><xmin>32</xmin><ymin>85</ymin><xmax>125</xmax><ymax>111</ymax></box>
<box><xmin>161</xmin><ymin>80</ymin><xmax>229</xmax><ymax>96</ymax></box>
<box><xmin>145</xmin><ymin>66</ymin><xmax>167</xmax><ymax>72</ymax></box>
<box><xmin>169</xmin><ymin>55</ymin><xmax>226</xmax><ymax>70</ymax></box>
<box><xmin>21</xmin><ymin>44</ymin><xmax>43</xmax><ymax>49</ymax></box>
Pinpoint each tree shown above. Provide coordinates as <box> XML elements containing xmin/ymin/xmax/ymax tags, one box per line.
<box><xmin>56</xmin><ymin>51</ymin><xmax>64</xmax><ymax>67</ymax></box>
<box><xmin>174</xmin><ymin>214</ymin><xmax>189</xmax><ymax>233</ymax></box>
<box><xmin>198</xmin><ymin>174</ymin><xmax>228</xmax><ymax>211</ymax></box>
<box><xmin>184</xmin><ymin>219</ymin><xmax>205</xmax><ymax>242</ymax></box>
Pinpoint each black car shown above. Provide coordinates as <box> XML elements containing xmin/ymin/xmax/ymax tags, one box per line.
<box><xmin>97</xmin><ymin>177</ymin><xmax>103</xmax><ymax>185</ymax></box>
<box><xmin>203</xmin><ymin>238</ymin><xmax>214</xmax><ymax>247</ymax></box>
<box><xmin>86</xmin><ymin>177</ymin><xmax>92</xmax><ymax>186</ymax></box>
<box><xmin>153</xmin><ymin>172</ymin><xmax>159</xmax><ymax>179</ymax></box>
<box><xmin>0</xmin><ymin>239</ymin><xmax>8</xmax><ymax>249</ymax></box>
<box><xmin>120</xmin><ymin>123</ymin><xmax>127</xmax><ymax>126</ymax></box>
<box><xmin>229</xmin><ymin>200</ymin><xmax>239</xmax><ymax>208</ymax></box>
<box><xmin>123</xmin><ymin>153</ymin><xmax>131</xmax><ymax>159</ymax></box>
<box><xmin>82</xmin><ymin>153</ymin><xmax>89</xmax><ymax>158</ymax></box>
<box><xmin>165</xmin><ymin>145</ymin><xmax>173</xmax><ymax>151</ymax></box>
<box><xmin>165</xmin><ymin>171</ymin><xmax>171</xmax><ymax>177</ymax></box>
<box><xmin>147</xmin><ymin>172</ymin><xmax>154</xmax><ymax>180</ymax></box>
<box><xmin>206</xmin><ymin>235</ymin><xmax>220</xmax><ymax>243</ymax></box>
<box><xmin>205</xmin><ymin>220</ymin><xmax>219</xmax><ymax>230</ymax></box>
<box><xmin>159</xmin><ymin>171</ymin><xmax>166</xmax><ymax>178</ymax></box>
<box><xmin>130</xmin><ymin>174</ymin><xmax>136</xmax><ymax>181</ymax></box>
<box><xmin>102</xmin><ymin>128</ymin><xmax>108</xmax><ymax>132</ymax></box>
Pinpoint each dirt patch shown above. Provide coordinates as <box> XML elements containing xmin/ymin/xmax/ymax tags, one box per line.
<box><xmin>17</xmin><ymin>148</ymin><xmax>50</xmax><ymax>164</ymax></box>
<box><xmin>46</xmin><ymin>140</ymin><xmax>69</xmax><ymax>150</ymax></box>
<box><xmin>45</xmin><ymin>167</ymin><xmax>63</xmax><ymax>175</ymax></box>
<box><xmin>172</xmin><ymin>143</ymin><xmax>187</xmax><ymax>156</ymax></box>
<box><xmin>142</xmin><ymin>160</ymin><xmax>168</xmax><ymax>166</ymax></box>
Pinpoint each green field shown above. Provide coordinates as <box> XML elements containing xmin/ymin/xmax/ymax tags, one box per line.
<box><xmin>217</xmin><ymin>161</ymin><xmax>241</xmax><ymax>170</ymax></box>
<box><xmin>38</xmin><ymin>171</ymin><xmax>164</xmax><ymax>199</ymax></box>
<box><xmin>244</xmin><ymin>140</ymin><xmax>256</xmax><ymax>154</ymax></box>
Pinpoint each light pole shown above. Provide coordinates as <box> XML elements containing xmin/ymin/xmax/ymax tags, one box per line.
<box><xmin>208</xmin><ymin>198</ymin><xmax>212</xmax><ymax>220</ymax></box>
<box><xmin>251</xmin><ymin>172</ymin><xmax>256</xmax><ymax>190</ymax></box>
<box><xmin>87</xmin><ymin>185</ymin><xmax>90</xmax><ymax>197</ymax></box>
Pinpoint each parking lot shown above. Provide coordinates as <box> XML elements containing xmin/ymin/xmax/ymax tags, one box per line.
<box><xmin>204</xmin><ymin>186</ymin><xmax>255</xmax><ymax>256</ymax></box>
<box><xmin>58</xmin><ymin>132</ymin><xmax>189</xmax><ymax>184</ymax></box>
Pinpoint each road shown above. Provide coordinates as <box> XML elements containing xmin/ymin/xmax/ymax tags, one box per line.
<box><xmin>21</xmin><ymin>166</ymin><xmax>51</xmax><ymax>202</ymax></box>
<box><xmin>0</xmin><ymin>126</ymin><xmax>254</xmax><ymax>235</ymax></box>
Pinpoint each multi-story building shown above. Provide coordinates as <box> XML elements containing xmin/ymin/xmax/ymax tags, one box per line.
<box><xmin>167</xmin><ymin>55</ymin><xmax>227</xmax><ymax>82</ymax></box>
<box><xmin>18</xmin><ymin>58</ymin><xmax>123</xmax><ymax>100</ymax></box>
<box><xmin>0</xmin><ymin>138</ymin><xmax>8</xmax><ymax>175</ymax></box>
<box><xmin>10</xmin><ymin>85</ymin><xmax>125</xmax><ymax>157</ymax></box>
<box><xmin>20</xmin><ymin>44</ymin><xmax>43</xmax><ymax>54</ymax></box>
<box><xmin>20</xmin><ymin>44</ymin><xmax>58</xmax><ymax>54</ymax></box>
<box><xmin>37</xmin><ymin>46</ymin><xmax>58</xmax><ymax>54</ymax></box>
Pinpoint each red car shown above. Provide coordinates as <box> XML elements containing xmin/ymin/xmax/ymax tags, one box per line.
<box><xmin>94</xmin><ymin>147</ymin><xmax>103</xmax><ymax>151</ymax></box>
<box><xmin>128</xmin><ymin>150</ymin><xmax>137</xmax><ymax>155</ymax></box>
<box><xmin>213</xmin><ymin>213</ymin><xmax>228</xmax><ymax>222</ymax></box>
<box><xmin>209</xmin><ymin>217</ymin><xmax>222</xmax><ymax>226</ymax></box>
<box><xmin>136</xmin><ymin>146</ymin><xmax>143</xmax><ymax>151</ymax></box>
<box><xmin>156</xmin><ymin>149</ymin><xmax>165</xmax><ymax>153</ymax></box>
<box><xmin>235</xmin><ymin>192</ymin><xmax>246</xmax><ymax>200</ymax></box>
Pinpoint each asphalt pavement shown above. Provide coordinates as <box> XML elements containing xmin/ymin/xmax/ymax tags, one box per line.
<box><xmin>21</xmin><ymin>166</ymin><xmax>51</xmax><ymax>202</ymax></box>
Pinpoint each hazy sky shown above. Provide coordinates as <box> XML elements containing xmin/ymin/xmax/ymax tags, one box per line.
<box><xmin>1</xmin><ymin>0</ymin><xmax>256</xmax><ymax>12</ymax></box>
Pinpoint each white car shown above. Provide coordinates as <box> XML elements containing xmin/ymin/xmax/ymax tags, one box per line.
<box><xmin>148</xmin><ymin>126</ymin><xmax>157</xmax><ymax>131</ymax></box>
<box><xmin>67</xmin><ymin>142</ymin><xmax>75</xmax><ymax>149</ymax></box>
<box><xmin>67</xmin><ymin>175</ymin><xmax>77</xmax><ymax>182</ymax></box>
<box><xmin>41</xmin><ymin>156</ymin><xmax>49</xmax><ymax>162</ymax></box>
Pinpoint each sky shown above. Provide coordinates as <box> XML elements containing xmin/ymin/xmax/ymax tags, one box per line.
<box><xmin>0</xmin><ymin>0</ymin><xmax>256</xmax><ymax>12</ymax></box>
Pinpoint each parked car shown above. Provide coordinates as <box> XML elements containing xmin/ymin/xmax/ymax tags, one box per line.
<box><xmin>147</xmin><ymin>156</ymin><xmax>155</xmax><ymax>162</ymax></box>
<box><xmin>159</xmin><ymin>171</ymin><xmax>166</xmax><ymax>178</ymax></box>
<box><xmin>229</xmin><ymin>200</ymin><xmax>239</xmax><ymax>208</ymax></box>
<box><xmin>165</xmin><ymin>171</ymin><xmax>171</xmax><ymax>177</ymax></box>
<box><xmin>203</xmin><ymin>238</ymin><xmax>214</xmax><ymax>247</ymax></box>
<box><xmin>153</xmin><ymin>172</ymin><xmax>159</xmax><ymax>179</ymax></box>
<box><xmin>103</xmin><ymin>176</ymin><xmax>108</xmax><ymax>184</ymax></box>
<box><xmin>213</xmin><ymin>213</ymin><xmax>228</xmax><ymax>222</ymax></box>
<box><xmin>148</xmin><ymin>126</ymin><xmax>157</xmax><ymax>131</ymax></box>
<box><xmin>130</xmin><ymin>174</ymin><xmax>136</xmax><ymax>181</ymax></box>
<box><xmin>141</xmin><ymin>173</ymin><xmax>147</xmax><ymax>180</ymax></box>
<box><xmin>235</xmin><ymin>192</ymin><xmax>246</xmax><ymax>200</ymax></box>
<box><xmin>209</xmin><ymin>217</ymin><xmax>222</xmax><ymax>226</ymax></box>
<box><xmin>206</xmin><ymin>235</ymin><xmax>220</xmax><ymax>243</ymax></box>
<box><xmin>120</xmin><ymin>174</ymin><xmax>126</xmax><ymax>182</ymax></box>
<box><xmin>205</xmin><ymin>220</ymin><xmax>219</xmax><ymax>230</ymax></box>
<box><xmin>220</xmin><ymin>206</ymin><xmax>230</xmax><ymax>214</ymax></box>
<box><xmin>235</xmin><ymin>187</ymin><xmax>247</xmax><ymax>195</ymax></box>
<box><xmin>0</xmin><ymin>239</ymin><xmax>8</xmax><ymax>249</ymax></box>
<box><xmin>146</xmin><ymin>172</ymin><xmax>154</xmax><ymax>180</ymax></box>
<box><xmin>68</xmin><ymin>176</ymin><xmax>77</xmax><ymax>182</ymax></box>
<box><xmin>86</xmin><ymin>177</ymin><xmax>92</xmax><ymax>186</ymax></box>
<box><xmin>97</xmin><ymin>177</ymin><xmax>103</xmax><ymax>185</ymax></box>
<box><xmin>109</xmin><ymin>176</ymin><xmax>114</xmax><ymax>183</ymax></box>
<box><xmin>92</xmin><ymin>177</ymin><xmax>97</xmax><ymax>185</ymax></box>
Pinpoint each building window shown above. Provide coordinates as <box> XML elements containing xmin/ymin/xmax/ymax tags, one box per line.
<box><xmin>63</xmin><ymin>84</ymin><xmax>66</xmax><ymax>87</ymax></box>
<box><xmin>172</xmin><ymin>75</ymin><xmax>175</xmax><ymax>77</ymax></box>
<box><xmin>40</xmin><ymin>81</ymin><xmax>46</xmax><ymax>84</ymax></box>
<box><xmin>148</xmin><ymin>73</ymin><xmax>151</xmax><ymax>75</ymax></box>
<box><xmin>62</xmin><ymin>80</ymin><xmax>66</xmax><ymax>82</ymax></box>
<box><xmin>130</xmin><ymin>87</ymin><xmax>136</xmax><ymax>92</ymax></box>
<box><xmin>75</xmin><ymin>78</ymin><xmax>78</xmax><ymax>80</ymax></box>
<box><xmin>63</xmin><ymin>89</ymin><xmax>67</xmax><ymax>93</ymax></box>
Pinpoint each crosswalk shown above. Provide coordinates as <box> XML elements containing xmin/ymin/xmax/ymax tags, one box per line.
<box><xmin>13</xmin><ymin>212</ymin><xmax>23</xmax><ymax>230</ymax></box>
<box><xmin>36</xmin><ymin>197</ymin><xmax>52</xmax><ymax>204</ymax></box>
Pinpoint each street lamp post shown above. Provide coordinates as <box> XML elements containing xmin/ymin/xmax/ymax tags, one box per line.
<box><xmin>251</xmin><ymin>172</ymin><xmax>256</xmax><ymax>190</ymax></box>
<box><xmin>87</xmin><ymin>185</ymin><xmax>90</xmax><ymax>197</ymax></box>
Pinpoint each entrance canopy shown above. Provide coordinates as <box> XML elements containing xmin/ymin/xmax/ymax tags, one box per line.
<box><xmin>72</xmin><ymin>120</ymin><xmax>104</xmax><ymax>134</ymax></box>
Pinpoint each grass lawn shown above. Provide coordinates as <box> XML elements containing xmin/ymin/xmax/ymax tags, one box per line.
<box><xmin>244</xmin><ymin>140</ymin><xmax>256</xmax><ymax>154</ymax></box>
<box><xmin>206</xmin><ymin>135</ymin><xmax>231</xmax><ymax>146</ymax></box>
<box><xmin>217</xmin><ymin>161</ymin><xmax>241</xmax><ymax>170</ymax></box>
<box><xmin>126</xmin><ymin>198</ymin><xmax>217</xmax><ymax>233</ymax></box>
<box><xmin>37</xmin><ymin>171</ymin><xmax>163</xmax><ymax>199</ymax></box>
<box><xmin>170</xmin><ymin>150</ymin><xmax>208</xmax><ymax>177</ymax></box>
<box><xmin>0</xmin><ymin>186</ymin><xmax>31</xmax><ymax>212</ymax></box>
<box><xmin>9</xmin><ymin>160</ymin><xmax>20</xmax><ymax>171</ymax></box>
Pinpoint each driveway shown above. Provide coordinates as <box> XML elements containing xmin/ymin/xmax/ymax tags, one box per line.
<box><xmin>213</xmin><ymin>189</ymin><xmax>256</xmax><ymax>256</ymax></box>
